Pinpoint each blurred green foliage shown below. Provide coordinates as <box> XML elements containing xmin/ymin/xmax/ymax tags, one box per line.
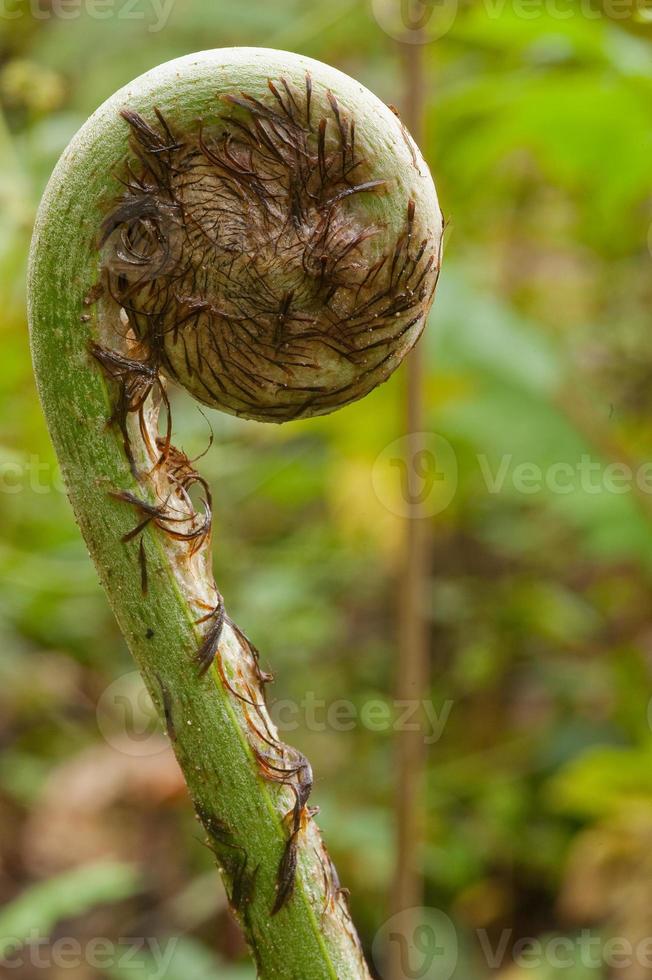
<box><xmin>2</xmin><ymin>1</ymin><xmax>652</xmax><ymax>977</ymax></box>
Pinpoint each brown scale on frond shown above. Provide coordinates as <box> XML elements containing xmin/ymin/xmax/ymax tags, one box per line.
<box><xmin>155</xmin><ymin>674</ymin><xmax>176</xmax><ymax>742</ymax></box>
<box><xmin>317</xmin><ymin>844</ymin><xmax>351</xmax><ymax>920</ymax></box>
<box><xmin>195</xmin><ymin>803</ymin><xmax>254</xmax><ymax>912</ymax></box>
<box><xmin>90</xmin><ymin>342</ymin><xmax>171</xmax><ymax>474</ymax></box>
<box><xmin>90</xmin><ymin>392</ymin><xmax>213</xmax><ymax>598</ymax></box>
<box><xmin>99</xmin><ymin>72</ymin><xmax>441</xmax><ymax>423</ymax></box>
<box><xmin>251</xmin><ymin>743</ymin><xmax>316</xmax><ymax>914</ymax></box>
<box><xmin>110</xmin><ymin>479</ymin><xmax>211</xmax><ymax>553</ymax></box>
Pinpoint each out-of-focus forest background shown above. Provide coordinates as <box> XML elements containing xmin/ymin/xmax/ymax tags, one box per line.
<box><xmin>2</xmin><ymin>1</ymin><xmax>652</xmax><ymax>977</ymax></box>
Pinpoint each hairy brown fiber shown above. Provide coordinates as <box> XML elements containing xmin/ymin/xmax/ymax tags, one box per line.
<box><xmin>99</xmin><ymin>72</ymin><xmax>442</xmax><ymax>422</ymax></box>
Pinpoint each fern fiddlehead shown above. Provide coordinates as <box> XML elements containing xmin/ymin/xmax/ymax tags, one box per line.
<box><xmin>28</xmin><ymin>47</ymin><xmax>443</xmax><ymax>978</ymax></box>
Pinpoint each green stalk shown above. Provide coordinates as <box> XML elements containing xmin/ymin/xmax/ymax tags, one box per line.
<box><xmin>28</xmin><ymin>47</ymin><xmax>442</xmax><ymax>979</ymax></box>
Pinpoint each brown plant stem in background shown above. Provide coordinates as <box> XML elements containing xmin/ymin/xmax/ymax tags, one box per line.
<box><xmin>388</xmin><ymin>33</ymin><xmax>431</xmax><ymax>978</ymax></box>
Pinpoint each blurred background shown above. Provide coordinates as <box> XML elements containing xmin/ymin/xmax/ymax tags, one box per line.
<box><xmin>3</xmin><ymin>1</ymin><xmax>652</xmax><ymax>977</ymax></box>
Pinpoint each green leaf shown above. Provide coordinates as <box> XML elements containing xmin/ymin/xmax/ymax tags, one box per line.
<box><xmin>545</xmin><ymin>746</ymin><xmax>652</xmax><ymax>818</ymax></box>
<box><xmin>106</xmin><ymin>936</ymin><xmax>256</xmax><ymax>980</ymax></box>
<box><xmin>0</xmin><ymin>862</ymin><xmax>140</xmax><ymax>956</ymax></box>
